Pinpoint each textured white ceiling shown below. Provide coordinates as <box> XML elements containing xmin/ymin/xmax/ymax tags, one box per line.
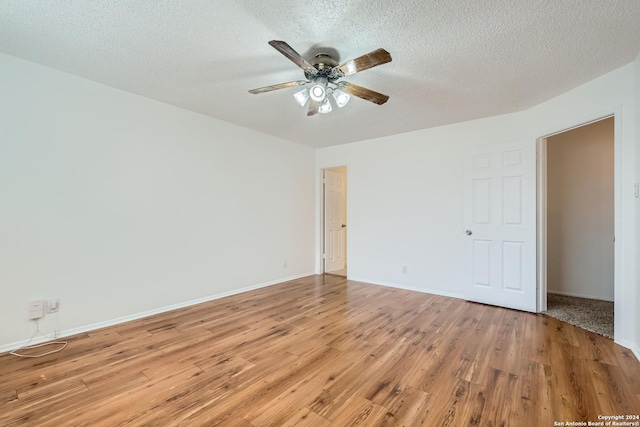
<box><xmin>2</xmin><ymin>1</ymin><xmax>640</xmax><ymax>148</ymax></box>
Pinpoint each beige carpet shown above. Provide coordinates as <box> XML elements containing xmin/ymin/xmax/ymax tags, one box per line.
<box><xmin>543</xmin><ymin>293</ymin><xmax>613</xmax><ymax>339</ymax></box>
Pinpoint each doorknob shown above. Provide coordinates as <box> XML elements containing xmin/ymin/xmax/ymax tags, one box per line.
<box><xmin>341</xmin><ymin>224</ymin><xmax>347</xmax><ymax>228</ymax></box>
<box><xmin>465</xmin><ymin>230</ymin><xmax>472</xmax><ymax>235</ymax></box>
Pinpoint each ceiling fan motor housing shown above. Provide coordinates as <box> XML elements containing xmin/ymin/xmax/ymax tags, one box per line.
<box><xmin>305</xmin><ymin>54</ymin><xmax>344</xmax><ymax>81</ymax></box>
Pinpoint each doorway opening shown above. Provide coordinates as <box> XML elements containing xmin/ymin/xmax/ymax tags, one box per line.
<box><xmin>537</xmin><ymin>116</ymin><xmax>615</xmax><ymax>339</ymax></box>
<box><xmin>323</xmin><ymin>167</ymin><xmax>347</xmax><ymax>277</ymax></box>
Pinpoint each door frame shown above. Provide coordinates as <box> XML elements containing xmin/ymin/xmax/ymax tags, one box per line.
<box><xmin>320</xmin><ymin>166</ymin><xmax>348</xmax><ymax>275</ymax></box>
<box><xmin>536</xmin><ymin>110</ymin><xmax>621</xmax><ymax>341</ymax></box>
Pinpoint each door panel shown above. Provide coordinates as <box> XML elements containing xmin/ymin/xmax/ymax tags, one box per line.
<box><xmin>464</xmin><ymin>141</ymin><xmax>536</xmax><ymax>312</ymax></box>
<box><xmin>502</xmin><ymin>176</ymin><xmax>523</xmax><ymax>224</ymax></box>
<box><xmin>473</xmin><ymin>179</ymin><xmax>491</xmax><ymax>224</ymax></box>
<box><xmin>473</xmin><ymin>240</ymin><xmax>492</xmax><ymax>286</ymax></box>
<box><xmin>502</xmin><ymin>241</ymin><xmax>523</xmax><ymax>291</ymax></box>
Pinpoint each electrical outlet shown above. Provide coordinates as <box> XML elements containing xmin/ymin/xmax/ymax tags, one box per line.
<box><xmin>47</xmin><ymin>298</ymin><xmax>60</xmax><ymax>313</ymax></box>
<box><xmin>282</xmin><ymin>260</ymin><xmax>288</xmax><ymax>268</ymax></box>
<box><xmin>28</xmin><ymin>300</ymin><xmax>44</xmax><ymax>320</ymax></box>
<box><xmin>401</xmin><ymin>265</ymin><xmax>408</xmax><ymax>274</ymax></box>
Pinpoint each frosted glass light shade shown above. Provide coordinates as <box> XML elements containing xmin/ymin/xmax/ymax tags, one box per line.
<box><xmin>332</xmin><ymin>89</ymin><xmax>350</xmax><ymax>108</ymax></box>
<box><xmin>293</xmin><ymin>88</ymin><xmax>309</xmax><ymax>107</ymax></box>
<box><xmin>318</xmin><ymin>99</ymin><xmax>332</xmax><ymax>114</ymax></box>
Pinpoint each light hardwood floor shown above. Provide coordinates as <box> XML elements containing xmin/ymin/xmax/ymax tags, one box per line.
<box><xmin>1</xmin><ymin>275</ymin><xmax>639</xmax><ymax>426</ymax></box>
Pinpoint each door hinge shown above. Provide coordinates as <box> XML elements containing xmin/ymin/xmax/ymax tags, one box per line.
<box><xmin>322</xmin><ymin>253</ymin><xmax>326</xmax><ymax>259</ymax></box>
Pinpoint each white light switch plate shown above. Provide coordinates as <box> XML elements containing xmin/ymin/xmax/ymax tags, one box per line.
<box><xmin>47</xmin><ymin>298</ymin><xmax>60</xmax><ymax>313</ymax></box>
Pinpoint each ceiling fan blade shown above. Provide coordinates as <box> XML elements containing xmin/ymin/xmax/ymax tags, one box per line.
<box><xmin>308</xmin><ymin>99</ymin><xmax>320</xmax><ymax>116</ymax></box>
<box><xmin>269</xmin><ymin>40</ymin><xmax>316</xmax><ymax>71</ymax></box>
<box><xmin>342</xmin><ymin>82</ymin><xmax>389</xmax><ymax>105</ymax></box>
<box><xmin>248</xmin><ymin>81</ymin><xmax>302</xmax><ymax>94</ymax></box>
<box><xmin>337</xmin><ymin>48</ymin><xmax>392</xmax><ymax>76</ymax></box>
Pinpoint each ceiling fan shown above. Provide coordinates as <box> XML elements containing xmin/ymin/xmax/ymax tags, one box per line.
<box><xmin>249</xmin><ymin>40</ymin><xmax>392</xmax><ymax>116</ymax></box>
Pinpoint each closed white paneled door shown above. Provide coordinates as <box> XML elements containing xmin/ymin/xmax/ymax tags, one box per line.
<box><xmin>324</xmin><ymin>169</ymin><xmax>346</xmax><ymax>273</ymax></box>
<box><xmin>464</xmin><ymin>141</ymin><xmax>536</xmax><ymax>312</ymax></box>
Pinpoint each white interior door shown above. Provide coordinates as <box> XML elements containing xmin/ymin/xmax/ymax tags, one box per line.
<box><xmin>324</xmin><ymin>169</ymin><xmax>346</xmax><ymax>273</ymax></box>
<box><xmin>464</xmin><ymin>141</ymin><xmax>536</xmax><ymax>312</ymax></box>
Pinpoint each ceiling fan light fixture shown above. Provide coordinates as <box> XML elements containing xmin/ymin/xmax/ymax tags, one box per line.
<box><xmin>318</xmin><ymin>98</ymin><xmax>332</xmax><ymax>114</ymax></box>
<box><xmin>248</xmin><ymin>41</ymin><xmax>392</xmax><ymax>117</ymax></box>
<box><xmin>332</xmin><ymin>89</ymin><xmax>350</xmax><ymax>108</ymax></box>
<box><xmin>293</xmin><ymin>88</ymin><xmax>309</xmax><ymax>106</ymax></box>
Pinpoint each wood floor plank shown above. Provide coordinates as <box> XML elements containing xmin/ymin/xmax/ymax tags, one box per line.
<box><xmin>327</xmin><ymin>395</ymin><xmax>389</xmax><ymax>426</ymax></box>
<box><xmin>451</xmin><ymin>325</ymin><xmax>498</xmax><ymax>385</ymax></box>
<box><xmin>12</xmin><ymin>372</ymin><xmax>151</xmax><ymax>427</ymax></box>
<box><xmin>547</xmin><ymin>340</ymin><xmax>602</xmax><ymax>420</ymax></box>
<box><xmin>418</xmin><ymin>376</ymin><xmax>473</xmax><ymax>426</ymax></box>
<box><xmin>522</xmin><ymin>313</ymin><xmax>554</xmax><ymax>365</ymax></box>
<box><xmin>245</xmin><ymin>356</ymin><xmax>351</xmax><ymax>426</ymax></box>
<box><xmin>376</xmin><ymin>387</ymin><xmax>433</xmax><ymax>427</ymax></box>
<box><xmin>474</xmin><ymin>368</ymin><xmax>521</xmax><ymax>426</ymax></box>
<box><xmin>176</xmin><ymin>347</ymin><xmax>342</xmax><ymax>426</ymax></box>
<box><xmin>1</xmin><ymin>274</ymin><xmax>638</xmax><ymax>426</ymax></box>
<box><xmin>487</xmin><ymin>311</ymin><xmax>526</xmax><ymax>375</ymax></box>
<box><xmin>519</xmin><ymin>360</ymin><xmax>555</xmax><ymax>424</ymax></box>
<box><xmin>307</xmin><ymin>340</ymin><xmax>394</xmax><ymax>420</ymax></box>
<box><xmin>279</xmin><ymin>407</ymin><xmax>330</xmax><ymax>427</ymax></box>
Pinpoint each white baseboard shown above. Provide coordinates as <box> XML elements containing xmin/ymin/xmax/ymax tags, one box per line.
<box><xmin>0</xmin><ymin>272</ymin><xmax>314</xmax><ymax>355</ymax></box>
<box><xmin>347</xmin><ymin>277</ymin><xmax>464</xmax><ymax>300</ymax></box>
<box><xmin>547</xmin><ymin>290</ymin><xmax>614</xmax><ymax>302</ymax></box>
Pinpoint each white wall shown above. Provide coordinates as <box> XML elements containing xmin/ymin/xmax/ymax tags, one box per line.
<box><xmin>547</xmin><ymin>118</ymin><xmax>614</xmax><ymax>301</ymax></box>
<box><xmin>317</xmin><ymin>63</ymin><xmax>638</xmax><ymax>353</ymax></box>
<box><xmin>0</xmin><ymin>53</ymin><xmax>315</xmax><ymax>350</ymax></box>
